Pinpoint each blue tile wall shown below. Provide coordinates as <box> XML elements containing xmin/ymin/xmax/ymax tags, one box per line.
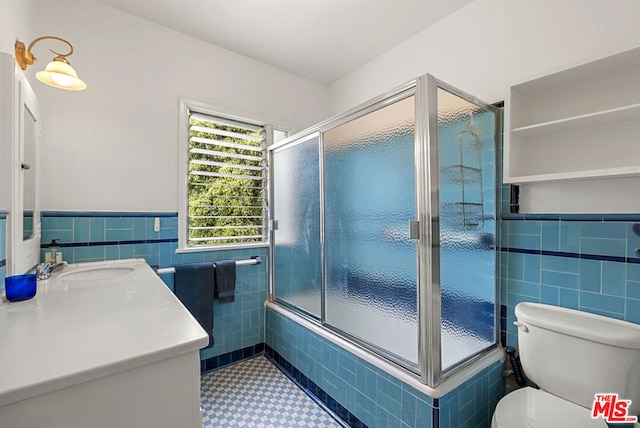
<box><xmin>500</xmin><ymin>207</ymin><xmax>640</xmax><ymax>347</ymax></box>
<box><xmin>266</xmin><ymin>307</ymin><xmax>504</xmax><ymax>428</ymax></box>
<box><xmin>438</xmin><ymin>361</ymin><xmax>504</xmax><ymax>428</ymax></box>
<box><xmin>267</xmin><ymin>308</ymin><xmax>432</xmax><ymax>428</ymax></box>
<box><xmin>38</xmin><ymin>170</ymin><xmax>640</xmax><ymax>423</ymax></box>
<box><xmin>40</xmin><ymin>212</ymin><xmax>179</xmax><ymax>265</ymax></box>
<box><xmin>40</xmin><ymin>211</ymin><xmax>267</xmax><ymax>361</ymax></box>
<box><xmin>0</xmin><ymin>213</ymin><xmax>7</xmax><ymax>294</ymax></box>
<box><xmin>201</xmin><ymin>343</ymin><xmax>265</xmax><ymax>374</ymax></box>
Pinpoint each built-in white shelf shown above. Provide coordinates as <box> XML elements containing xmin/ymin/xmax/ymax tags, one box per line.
<box><xmin>507</xmin><ymin>165</ymin><xmax>640</xmax><ymax>184</ymax></box>
<box><xmin>511</xmin><ymin>103</ymin><xmax>640</xmax><ymax>139</ymax></box>
<box><xmin>504</xmin><ymin>46</ymin><xmax>640</xmax><ymax>184</ymax></box>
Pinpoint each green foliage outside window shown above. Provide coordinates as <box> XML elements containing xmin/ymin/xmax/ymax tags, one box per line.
<box><xmin>187</xmin><ymin>115</ymin><xmax>266</xmax><ymax>246</ymax></box>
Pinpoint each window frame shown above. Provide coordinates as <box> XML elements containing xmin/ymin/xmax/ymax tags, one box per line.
<box><xmin>178</xmin><ymin>99</ymin><xmax>288</xmax><ymax>252</ymax></box>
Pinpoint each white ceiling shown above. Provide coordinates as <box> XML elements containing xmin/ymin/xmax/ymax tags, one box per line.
<box><xmin>95</xmin><ymin>0</ymin><xmax>474</xmax><ymax>85</ymax></box>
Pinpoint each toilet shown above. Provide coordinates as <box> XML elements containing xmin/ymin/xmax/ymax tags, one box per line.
<box><xmin>492</xmin><ymin>302</ymin><xmax>640</xmax><ymax>428</ymax></box>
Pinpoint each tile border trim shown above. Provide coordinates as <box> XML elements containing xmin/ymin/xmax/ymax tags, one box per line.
<box><xmin>40</xmin><ymin>238</ymin><xmax>178</xmax><ymax>249</ymax></box>
<box><xmin>41</xmin><ymin>211</ymin><xmax>178</xmax><ymax>218</ymax></box>
<box><xmin>501</xmin><ymin>213</ymin><xmax>640</xmax><ymax>221</ymax></box>
<box><xmin>499</xmin><ymin>246</ymin><xmax>639</xmax><ymax>264</ymax></box>
<box><xmin>200</xmin><ymin>343</ymin><xmax>265</xmax><ymax>374</ymax></box>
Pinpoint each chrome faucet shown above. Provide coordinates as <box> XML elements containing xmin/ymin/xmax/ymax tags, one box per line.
<box><xmin>50</xmin><ymin>261</ymin><xmax>68</xmax><ymax>273</ymax></box>
<box><xmin>36</xmin><ymin>261</ymin><xmax>68</xmax><ymax>280</ymax></box>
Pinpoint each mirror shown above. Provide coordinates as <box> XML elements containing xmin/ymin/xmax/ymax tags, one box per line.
<box><xmin>22</xmin><ymin>106</ymin><xmax>36</xmax><ymax>240</ymax></box>
<box><xmin>2</xmin><ymin>51</ymin><xmax>42</xmax><ymax>275</ymax></box>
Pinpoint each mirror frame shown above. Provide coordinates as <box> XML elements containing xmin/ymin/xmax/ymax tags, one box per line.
<box><xmin>1</xmin><ymin>52</ymin><xmax>41</xmax><ymax>275</ymax></box>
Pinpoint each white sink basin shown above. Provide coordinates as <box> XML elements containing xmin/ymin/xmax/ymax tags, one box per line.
<box><xmin>58</xmin><ymin>267</ymin><xmax>135</xmax><ymax>281</ymax></box>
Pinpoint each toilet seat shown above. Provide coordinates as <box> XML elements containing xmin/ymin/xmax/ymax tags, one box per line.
<box><xmin>491</xmin><ymin>387</ymin><xmax>608</xmax><ymax>428</ymax></box>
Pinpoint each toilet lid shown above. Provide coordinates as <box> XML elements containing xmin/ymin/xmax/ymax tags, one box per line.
<box><xmin>492</xmin><ymin>387</ymin><xmax>608</xmax><ymax>428</ymax></box>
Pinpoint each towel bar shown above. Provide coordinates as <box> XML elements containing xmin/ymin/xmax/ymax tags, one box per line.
<box><xmin>156</xmin><ymin>256</ymin><xmax>261</xmax><ymax>275</ymax></box>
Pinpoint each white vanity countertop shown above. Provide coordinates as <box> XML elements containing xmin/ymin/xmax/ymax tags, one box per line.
<box><xmin>0</xmin><ymin>258</ymin><xmax>209</xmax><ymax>407</ymax></box>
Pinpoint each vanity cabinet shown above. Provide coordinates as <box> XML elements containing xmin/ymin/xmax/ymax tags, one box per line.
<box><xmin>504</xmin><ymin>46</ymin><xmax>640</xmax><ymax>184</ymax></box>
<box><xmin>0</xmin><ymin>259</ymin><xmax>208</xmax><ymax>428</ymax></box>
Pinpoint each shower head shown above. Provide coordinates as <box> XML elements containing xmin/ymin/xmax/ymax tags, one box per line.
<box><xmin>633</xmin><ymin>222</ymin><xmax>640</xmax><ymax>237</ymax></box>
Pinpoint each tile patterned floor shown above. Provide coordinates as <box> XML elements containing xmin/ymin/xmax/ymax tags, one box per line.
<box><xmin>201</xmin><ymin>356</ymin><xmax>346</xmax><ymax>427</ymax></box>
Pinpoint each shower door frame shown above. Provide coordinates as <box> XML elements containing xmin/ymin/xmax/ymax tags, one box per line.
<box><xmin>268</xmin><ymin>74</ymin><xmax>499</xmax><ymax>387</ymax></box>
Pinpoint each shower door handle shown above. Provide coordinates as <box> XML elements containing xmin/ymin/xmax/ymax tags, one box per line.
<box><xmin>409</xmin><ymin>220</ymin><xmax>419</xmax><ymax>240</ymax></box>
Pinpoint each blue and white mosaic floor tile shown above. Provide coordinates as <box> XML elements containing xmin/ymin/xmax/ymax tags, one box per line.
<box><xmin>201</xmin><ymin>356</ymin><xmax>344</xmax><ymax>427</ymax></box>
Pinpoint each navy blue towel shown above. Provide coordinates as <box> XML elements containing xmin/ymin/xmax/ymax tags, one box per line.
<box><xmin>174</xmin><ymin>262</ymin><xmax>215</xmax><ymax>349</ymax></box>
<box><xmin>214</xmin><ymin>260</ymin><xmax>236</xmax><ymax>304</ymax></box>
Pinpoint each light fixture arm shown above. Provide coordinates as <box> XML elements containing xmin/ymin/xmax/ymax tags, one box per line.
<box><xmin>14</xmin><ymin>35</ymin><xmax>86</xmax><ymax>91</ymax></box>
<box><xmin>15</xmin><ymin>36</ymin><xmax>75</xmax><ymax>70</ymax></box>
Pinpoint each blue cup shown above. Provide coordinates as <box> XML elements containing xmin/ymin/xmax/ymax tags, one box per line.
<box><xmin>5</xmin><ymin>274</ymin><xmax>37</xmax><ymax>302</ymax></box>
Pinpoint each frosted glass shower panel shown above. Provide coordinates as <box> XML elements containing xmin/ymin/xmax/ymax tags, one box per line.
<box><xmin>323</xmin><ymin>95</ymin><xmax>419</xmax><ymax>365</ymax></box>
<box><xmin>437</xmin><ymin>87</ymin><xmax>496</xmax><ymax>371</ymax></box>
<box><xmin>272</xmin><ymin>134</ymin><xmax>322</xmax><ymax>318</ymax></box>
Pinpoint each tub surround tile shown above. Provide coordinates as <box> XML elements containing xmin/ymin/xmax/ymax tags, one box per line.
<box><xmin>267</xmin><ymin>308</ymin><xmax>430</xmax><ymax>427</ymax></box>
<box><xmin>438</xmin><ymin>360</ymin><xmax>504</xmax><ymax>428</ymax></box>
<box><xmin>266</xmin><ymin>307</ymin><xmax>503</xmax><ymax>428</ymax></box>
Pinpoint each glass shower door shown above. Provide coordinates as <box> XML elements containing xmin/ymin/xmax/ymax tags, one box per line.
<box><xmin>435</xmin><ymin>84</ymin><xmax>497</xmax><ymax>371</ymax></box>
<box><xmin>271</xmin><ymin>133</ymin><xmax>322</xmax><ymax>318</ymax></box>
<box><xmin>323</xmin><ymin>94</ymin><xmax>419</xmax><ymax>366</ymax></box>
<box><xmin>268</xmin><ymin>75</ymin><xmax>498</xmax><ymax>385</ymax></box>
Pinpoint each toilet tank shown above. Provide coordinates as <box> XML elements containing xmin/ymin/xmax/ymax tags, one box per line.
<box><xmin>514</xmin><ymin>302</ymin><xmax>640</xmax><ymax>414</ymax></box>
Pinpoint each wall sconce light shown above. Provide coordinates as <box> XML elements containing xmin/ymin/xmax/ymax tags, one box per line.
<box><xmin>15</xmin><ymin>36</ymin><xmax>87</xmax><ymax>91</ymax></box>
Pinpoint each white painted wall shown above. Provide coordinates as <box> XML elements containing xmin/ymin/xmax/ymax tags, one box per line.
<box><xmin>17</xmin><ymin>0</ymin><xmax>640</xmax><ymax>213</ymax></box>
<box><xmin>0</xmin><ymin>0</ymin><xmax>34</xmax><ymax>55</ymax></box>
<box><xmin>32</xmin><ymin>0</ymin><xmax>329</xmax><ymax>212</ymax></box>
<box><xmin>329</xmin><ymin>0</ymin><xmax>640</xmax><ymax>113</ymax></box>
<box><xmin>328</xmin><ymin>0</ymin><xmax>640</xmax><ymax>213</ymax></box>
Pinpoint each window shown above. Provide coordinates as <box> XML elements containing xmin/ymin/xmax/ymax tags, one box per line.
<box><xmin>179</xmin><ymin>101</ymin><xmax>286</xmax><ymax>250</ymax></box>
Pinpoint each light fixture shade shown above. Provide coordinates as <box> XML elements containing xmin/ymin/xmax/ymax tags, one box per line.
<box><xmin>35</xmin><ymin>60</ymin><xmax>87</xmax><ymax>91</ymax></box>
